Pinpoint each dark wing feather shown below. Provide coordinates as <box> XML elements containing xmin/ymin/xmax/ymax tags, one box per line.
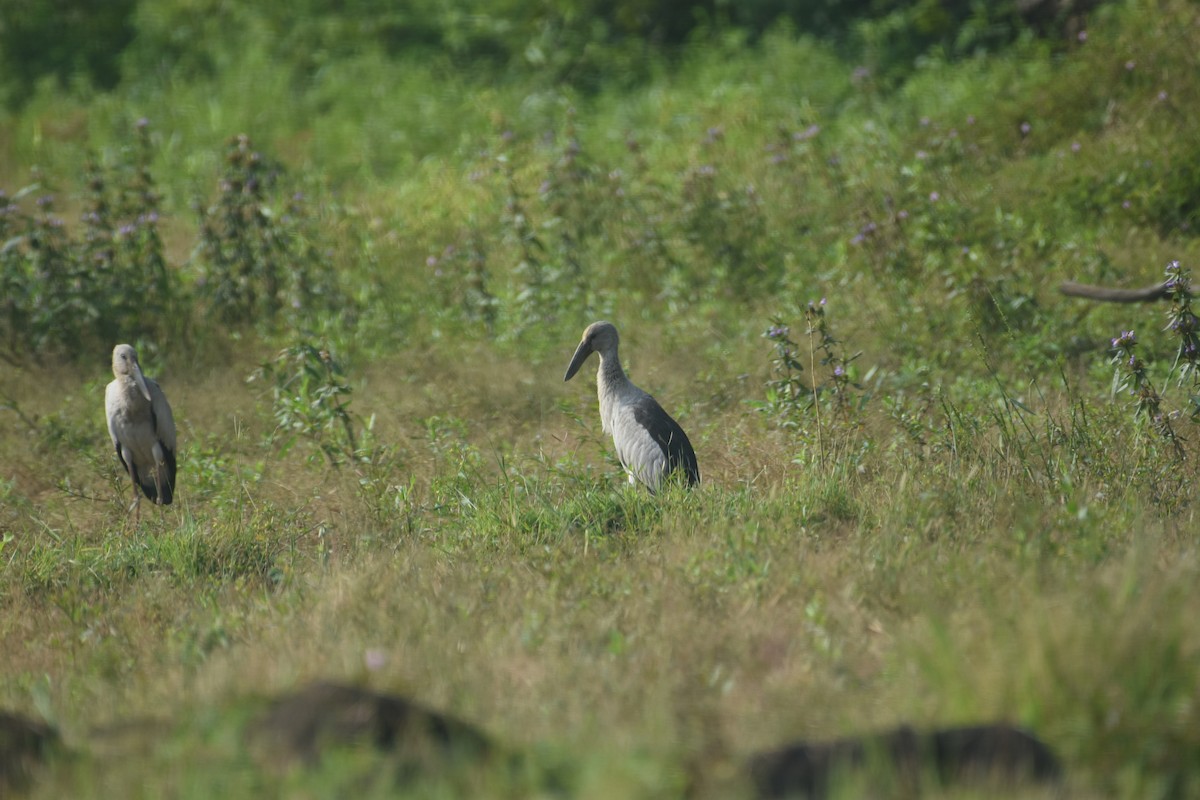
<box><xmin>148</xmin><ymin>377</ymin><xmax>177</xmax><ymax>504</ymax></box>
<box><xmin>160</xmin><ymin>444</ymin><xmax>176</xmax><ymax>505</ymax></box>
<box><xmin>632</xmin><ymin>396</ymin><xmax>700</xmax><ymax>487</ymax></box>
<box><xmin>114</xmin><ymin>441</ymin><xmax>156</xmax><ymax>501</ymax></box>
<box><xmin>137</xmin><ymin>469</ymin><xmax>160</xmax><ymax>503</ymax></box>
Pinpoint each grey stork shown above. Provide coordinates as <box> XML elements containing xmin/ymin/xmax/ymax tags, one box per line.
<box><xmin>563</xmin><ymin>321</ymin><xmax>699</xmax><ymax>492</ymax></box>
<box><xmin>105</xmin><ymin>344</ymin><xmax>177</xmax><ymax>521</ymax></box>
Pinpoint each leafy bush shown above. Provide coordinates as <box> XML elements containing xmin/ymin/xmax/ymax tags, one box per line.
<box><xmin>191</xmin><ymin>134</ymin><xmax>342</xmax><ymax>330</ymax></box>
<box><xmin>0</xmin><ymin>126</ymin><xmax>346</xmax><ymax>364</ymax></box>
<box><xmin>0</xmin><ymin>121</ymin><xmax>175</xmax><ymax>361</ymax></box>
<box><xmin>760</xmin><ymin>299</ymin><xmax>866</xmax><ymax>464</ymax></box>
<box><xmin>250</xmin><ymin>342</ymin><xmax>359</xmax><ymax>467</ymax></box>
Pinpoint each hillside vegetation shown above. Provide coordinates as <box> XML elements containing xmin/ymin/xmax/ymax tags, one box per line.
<box><xmin>1</xmin><ymin>0</ymin><xmax>1199</xmax><ymax>797</ymax></box>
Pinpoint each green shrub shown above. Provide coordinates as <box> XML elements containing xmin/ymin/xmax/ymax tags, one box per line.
<box><xmin>0</xmin><ymin>121</ymin><xmax>174</xmax><ymax>360</ymax></box>
<box><xmin>190</xmin><ymin>134</ymin><xmax>343</xmax><ymax>331</ymax></box>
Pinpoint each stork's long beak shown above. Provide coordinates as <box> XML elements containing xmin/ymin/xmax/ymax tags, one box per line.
<box><xmin>132</xmin><ymin>361</ymin><xmax>153</xmax><ymax>403</ymax></box>
<box><xmin>563</xmin><ymin>339</ymin><xmax>593</xmax><ymax>382</ymax></box>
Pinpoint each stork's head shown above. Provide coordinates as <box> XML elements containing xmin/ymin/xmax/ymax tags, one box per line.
<box><xmin>112</xmin><ymin>344</ymin><xmax>152</xmax><ymax>402</ymax></box>
<box><xmin>564</xmin><ymin>321</ymin><xmax>619</xmax><ymax>381</ymax></box>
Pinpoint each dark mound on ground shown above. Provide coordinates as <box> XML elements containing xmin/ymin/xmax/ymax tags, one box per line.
<box><xmin>747</xmin><ymin>722</ymin><xmax>1062</xmax><ymax>799</ymax></box>
<box><xmin>0</xmin><ymin>710</ymin><xmax>61</xmax><ymax>794</ymax></box>
<box><xmin>248</xmin><ymin>681</ymin><xmax>496</xmax><ymax>770</ymax></box>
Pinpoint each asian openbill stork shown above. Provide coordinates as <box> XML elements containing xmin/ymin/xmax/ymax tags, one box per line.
<box><xmin>105</xmin><ymin>344</ymin><xmax>177</xmax><ymax>521</ymax></box>
<box><xmin>563</xmin><ymin>321</ymin><xmax>699</xmax><ymax>492</ymax></box>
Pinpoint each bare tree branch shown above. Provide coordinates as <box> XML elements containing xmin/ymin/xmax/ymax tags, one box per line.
<box><xmin>1059</xmin><ymin>280</ymin><xmax>1172</xmax><ymax>303</ymax></box>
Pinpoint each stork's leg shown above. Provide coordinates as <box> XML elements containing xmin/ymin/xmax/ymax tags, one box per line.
<box><xmin>151</xmin><ymin>464</ymin><xmax>164</xmax><ymax>507</ymax></box>
<box><xmin>129</xmin><ymin>471</ymin><xmax>142</xmax><ymax>525</ymax></box>
<box><xmin>151</xmin><ymin>444</ymin><xmax>166</xmax><ymax>506</ymax></box>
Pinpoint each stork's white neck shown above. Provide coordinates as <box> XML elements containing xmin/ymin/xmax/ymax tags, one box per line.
<box><xmin>595</xmin><ymin>346</ymin><xmax>628</xmax><ymax>387</ymax></box>
<box><xmin>595</xmin><ymin>347</ymin><xmax>640</xmax><ymax>436</ymax></box>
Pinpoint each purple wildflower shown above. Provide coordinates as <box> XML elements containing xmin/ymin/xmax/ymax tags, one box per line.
<box><xmin>364</xmin><ymin>649</ymin><xmax>386</xmax><ymax>671</ymax></box>
<box><xmin>766</xmin><ymin>325</ymin><xmax>789</xmax><ymax>340</ymax></box>
<box><xmin>1112</xmin><ymin>330</ymin><xmax>1136</xmax><ymax>349</ymax></box>
<box><xmin>794</xmin><ymin>124</ymin><xmax>821</xmax><ymax>141</ymax></box>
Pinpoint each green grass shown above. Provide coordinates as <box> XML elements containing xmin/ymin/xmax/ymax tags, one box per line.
<box><xmin>3</xmin><ymin>0</ymin><xmax>1200</xmax><ymax>797</ymax></box>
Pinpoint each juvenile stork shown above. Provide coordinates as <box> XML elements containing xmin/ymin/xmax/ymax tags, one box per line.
<box><xmin>564</xmin><ymin>321</ymin><xmax>699</xmax><ymax>492</ymax></box>
<box><xmin>105</xmin><ymin>344</ymin><xmax>177</xmax><ymax>521</ymax></box>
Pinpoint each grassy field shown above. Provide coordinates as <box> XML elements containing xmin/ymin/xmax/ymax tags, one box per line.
<box><xmin>2</xmin><ymin>0</ymin><xmax>1200</xmax><ymax>797</ymax></box>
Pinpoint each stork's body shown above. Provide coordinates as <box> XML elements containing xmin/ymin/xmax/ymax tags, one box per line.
<box><xmin>564</xmin><ymin>322</ymin><xmax>699</xmax><ymax>492</ymax></box>
<box><xmin>105</xmin><ymin>344</ymin><xmax>176</xmax><ymax>521</ymax></box>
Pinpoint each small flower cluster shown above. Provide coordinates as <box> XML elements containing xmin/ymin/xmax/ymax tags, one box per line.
<box><xmin>1161</xmin><ymin>260</ymin><xmax>1200</xmax><ymax>423</ymax></box>
<box><xmin>760</xmin><ymin>298</ymin><xmax>861</xmax><ymax>431</ymax></box>
<box><xmin>765</xmin><ymin>124</ymin><xmax>821</xmax><ymax>165</ymax></box>
<box><xmin>1110</xmin><ymin>327</ymin><xmax>1184</xmax><ymax>456</ymax></box>
<box><xmin>762</xmin><ymin>319</ymin><xmax>806</xmax><ymax>426</ymax></box>
<box><xmin>805</xmin><ymin>298</ymin><xmax>860</xmax><ymax>423</ymax></box>
<box><xmin>850</xmin><ymin>220</ymin><xmax>877</xmax><ymax>246</ymax></box>
<box><xmin>1164</xmin><ymin>260</ymin><xmax>1200</xmax><ymax>371</ymax></box>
